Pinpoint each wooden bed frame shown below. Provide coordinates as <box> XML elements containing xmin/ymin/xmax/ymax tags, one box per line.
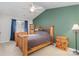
<box><xmin>15</xmin><ymin>26</ymin><xmax>54</xmax><ymax>56</ymax></box>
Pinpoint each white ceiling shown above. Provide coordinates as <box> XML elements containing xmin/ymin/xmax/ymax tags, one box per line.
<box><xmin>34</xmin><ymin>2</ymin><xmax>79</xmax><ymax>9</ymax></box>
<box><xmin>0</xmin><ymin>2</ymin><xmax>45</xmax><ymax>21</ymax></box>
<box><xmin>0</xmin><ymin>2</ymin><xmax>79</xmax><ymax>21</ymax></box>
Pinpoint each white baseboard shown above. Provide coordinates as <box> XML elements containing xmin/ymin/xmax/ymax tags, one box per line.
<box><xmin>0</xmin><ymin>40</ymin><xmax>10</xmax><ymax>43</ymax></box>
<box><xmin>54</xmin><ymin>43</ymin><xmax>79</xmax><ymax>52</ymax></box>
<box><xmin>69</xmin><ymin>48</ymin><xmax>79</xmax><ymax>52</ymax></box>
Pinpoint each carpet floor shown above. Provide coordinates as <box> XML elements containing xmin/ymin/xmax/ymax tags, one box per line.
<box><xmin>0</xmin><ymin>41</ymin><xmax>78</xmax><ymax>56</ymax></box>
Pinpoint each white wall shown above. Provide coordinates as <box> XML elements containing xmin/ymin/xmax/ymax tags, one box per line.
<box><xmin>0</xmin><ymin>16</ymin><xmax>11</xmax><ymax>43</ymax></box>
<box><xmin>0</xmin><ymin>2</ymin><xmax>43</xmax><ymax>43</ymax></box>
<box><xmin>0</xmin><ymin>15</ymin><xmax>33</xmax><ymax>43</ymax></box>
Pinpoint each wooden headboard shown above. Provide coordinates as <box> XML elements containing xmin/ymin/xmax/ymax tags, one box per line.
<box><xmin>49</xmin><ymin>26</ymin><xmax>54</xmax><ymax>44</ymax></box>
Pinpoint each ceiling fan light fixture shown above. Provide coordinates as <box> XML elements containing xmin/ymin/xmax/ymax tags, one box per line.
<box><xmin>30</xmin><ymin>4</ymin><xmax>36</xmax><ymax>12</ymax></box>
<box><xmin>30</xmin><ymin>7</ymin><xmax>35</xmax><ymax>12</ymax></box>
<box><xmin>30</xmin><ymin>3</ymin><xmax>43</xmax><ymax>13</ymax></box>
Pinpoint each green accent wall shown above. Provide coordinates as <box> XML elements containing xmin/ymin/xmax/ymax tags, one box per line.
<box><xmin>33</xmin><ymin>5</ymin><xmax>79</xmax><ymax>49</ymax></box>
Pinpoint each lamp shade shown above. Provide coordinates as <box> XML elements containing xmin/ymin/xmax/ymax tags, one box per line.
<box><xmin>72</xmin><ymin>24</ymin><xmax>79</xmax><ymax>31</ymax></box>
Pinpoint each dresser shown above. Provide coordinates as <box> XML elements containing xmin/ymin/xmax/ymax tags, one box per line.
<box><xmin>56</xmin><ymin>36</ymin><xmax>68</xmax><ymax>50</ymax></box>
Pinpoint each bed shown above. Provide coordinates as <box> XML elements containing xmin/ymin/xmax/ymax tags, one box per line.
<box><xmin>15</xmin><ymin>26</ymin><xmax>54</xmax><ymax>56</ymax></box>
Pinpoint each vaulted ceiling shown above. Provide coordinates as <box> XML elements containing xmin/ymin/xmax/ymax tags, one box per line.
<box><xmin>0</xmin><ymin>2</ymin><xmax>45</xmax><ymax>21</ymax></box>
<box><xmin>0</xmin><ymin>2</ymin><xmax>79</xmax><ymax>21</ymax></box>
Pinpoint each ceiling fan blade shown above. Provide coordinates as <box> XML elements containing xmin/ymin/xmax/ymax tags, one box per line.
<box><xmin>36</xmin><ymin>7</ymin><xmax>43</xmax><ymax>9</ymax></box>
<box><xmin>30</xmin><ymin>3</ymin><xmax>43</xmax><ymax>13</ymax></box>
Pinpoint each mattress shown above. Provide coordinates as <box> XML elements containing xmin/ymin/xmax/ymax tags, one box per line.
<box><xmin>28</xmin><ymin>31</ymin><xmax>50</xmax><ymax>50</ymax></box>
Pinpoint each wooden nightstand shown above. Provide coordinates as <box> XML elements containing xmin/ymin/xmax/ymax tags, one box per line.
<box><xmin>56</xmin><ymin>36</ymin><xmax>68</xmax><ymax>51</ymax></box>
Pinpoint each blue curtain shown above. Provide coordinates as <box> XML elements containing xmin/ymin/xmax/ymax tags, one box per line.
<box><xmin>24</xmin><ymin>21</ymin><xmax>28</xmax><ymax>32</ymax></box>
<box><xmin>10</xmin><ymin>19</ymin><xmax>16</xmax><ymax>41</ymax></box>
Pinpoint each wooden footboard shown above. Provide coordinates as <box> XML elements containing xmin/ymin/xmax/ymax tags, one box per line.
<box><xmin>21</xmin><ymin>36</ymin><xmax>28</xmax><ymax>55</ymax></box>
<box><xmin>28</xmin><ymin>41</ymin><xmax>51</xmax><ymax>54</ymax></box>
<box><xmin>20</xmin><ymin>37</ymin><xmax>51</xmax><ymax>56</ymax></box>
<box><xmin>15</xmin><ymin>33</ymin><xmax>53</xmax><ymax>56</ymax></box>
<box><xmin>15</xmin><ymin>32</ymin><xmax>28</xmax><ymax>50</ymax></box>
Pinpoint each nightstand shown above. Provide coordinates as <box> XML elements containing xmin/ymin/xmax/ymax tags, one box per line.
<box><xmin>56</xmin><ymin>36</ymin><xmax>68</xmax><ymax>50</ymax></box>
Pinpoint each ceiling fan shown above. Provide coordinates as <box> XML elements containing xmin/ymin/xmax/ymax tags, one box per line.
<box><xmin>30</xmin><ymin>3</ymin><xmax>43</xmax><ymax>13</ymax></box>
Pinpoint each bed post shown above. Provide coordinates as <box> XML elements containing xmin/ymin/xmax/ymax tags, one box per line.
<box><xmin>50</xmin><ymin>26</ymin><xmax>54</xmax><ymax>45</ymax></box>
<box><xmin>22</xmin><ymin>36</ymin><xmax>28</xmax><ymax>56</ymax></box>
<box><xmin>15</xmin><ymin>32</ymin><xmax>19</xmax><ymax>46</ymax></box>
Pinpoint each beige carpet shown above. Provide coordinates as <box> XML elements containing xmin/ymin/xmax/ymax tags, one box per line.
<box><xmin>0</xmin><ymin>41</ymin><xmax>22</xmax><ymax>56</ymax></box>
<box><xmin>0</xmin><ymin>41</ymin><xmax>78</xmax><ymax>56</ymax></box>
